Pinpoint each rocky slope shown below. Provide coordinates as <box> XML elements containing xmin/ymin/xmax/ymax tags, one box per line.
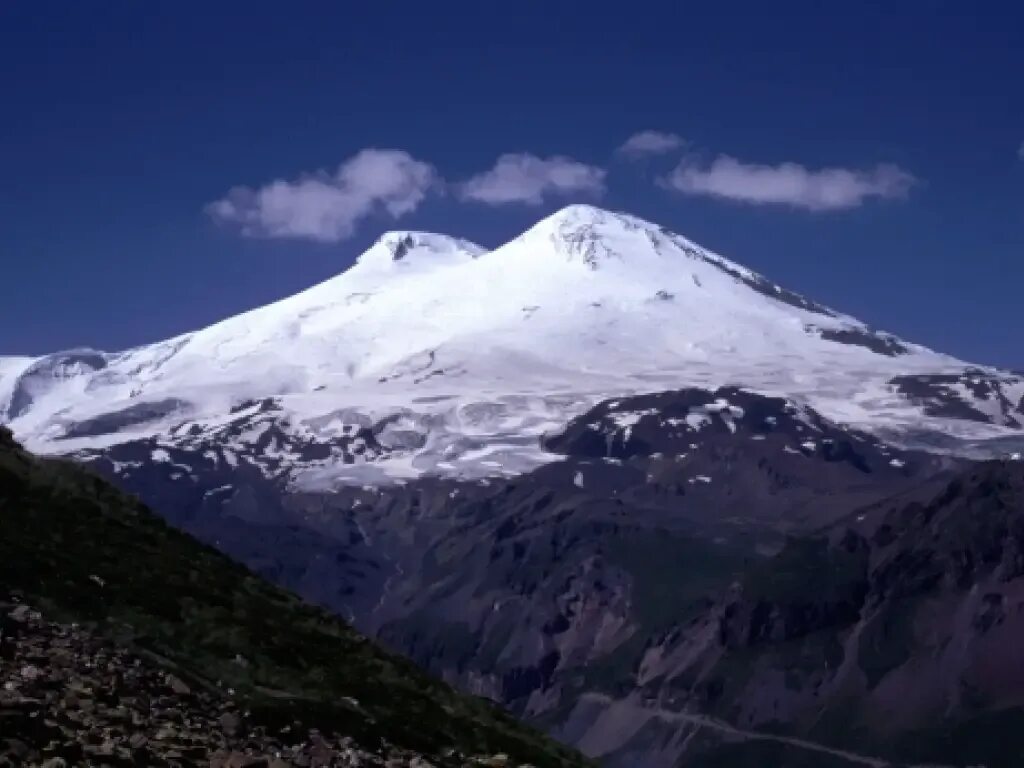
<box><xmin>0</xmin><ymin>426</ymin><xmax>590</xmax><ymax>768</ymax></box>
<box><xmin>0</xmin><ymin>597</ymin><xmax>513</xmax><ymax>768</ymax></box>
<box><xmin>574</xmin><ymin>460</ymin><xmax>1024</xmax><ymax>767</ymax></box>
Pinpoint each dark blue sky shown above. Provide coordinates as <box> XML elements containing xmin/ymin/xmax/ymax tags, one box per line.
<box><xmin>2</xmin><ymin>2</ymin><xmax>1021</xmax><ymax>366</ymax></box>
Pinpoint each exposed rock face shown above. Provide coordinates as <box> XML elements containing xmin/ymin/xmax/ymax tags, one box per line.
<box><xmin>570</xmin><ymin>461</ymin><xmax>1024</xmax><ymax>767</ymax></box>
<box><xmin>890</xmin><ymin>368</ymin><xmax>1024</xmax><ymax>427</ymax></box>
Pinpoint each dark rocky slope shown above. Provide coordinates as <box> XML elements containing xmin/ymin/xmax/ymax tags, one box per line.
<box><xmin>0</xmin><ymin>426</ymin><xmax>590</xmax><ymax>768</ymax></box>
<box><xmin>585</xmin><ymin>460</ymin><xmax>1024</xmax><ymax>767</ymax></box>
<box><xmin>0</xmin><ymin>596</ymin><xmax>517</xmax><ymax>767</ymax></box>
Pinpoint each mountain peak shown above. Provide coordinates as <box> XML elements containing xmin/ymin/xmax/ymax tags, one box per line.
<box><xmin>532</xmin><ymin>203</ymin><xmax>644</xmax><ymax>235</ymax></box>
<box><xmin>511</xmin><ymin>204</ymin><xmax>703</xmax><ymax>274</ymax></box>
<box><xmin>376</xmin><ymin>230</ymin><xmax>487</xmax><ymax>258</ymax></box>
<box><xmin>4</xmin><ymin>204</ymin><xmax>1010</xmax><ymax>472</ymax></box>
<box><xmin>508</xmin><ymin>205</ymin><xmax>647</xmax><ymax>268</ymax></box>
<box><xmin>356</xmin><ymin>231</ymin><xmax>487</xmax><ymax>270</ymax></box>
<box><xmin>543</xmin><ymin>202</ymin><xmax>618</xmax><ymax>222</ymax></box>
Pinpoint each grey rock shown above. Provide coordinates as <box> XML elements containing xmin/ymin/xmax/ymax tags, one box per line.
<box><xmin>219</xmin><ymin>711</ymin><xmax>241</xmax><ymax>735</ymax></box>
<box><xmin>166</xmin><ymin>674</ymin><xmax>191</xmax><ymax>695</ymax></box>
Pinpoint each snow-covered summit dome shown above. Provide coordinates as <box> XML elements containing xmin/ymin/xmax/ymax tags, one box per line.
<box><xmin>355</xmin><ymin>231</ymin><xmax>487</xmax><ymax>271</ymax></box>
<box><xmin>4</xmin><ymin>204</ymin><xmax>1017</xmax><ymax>477</ymax></box>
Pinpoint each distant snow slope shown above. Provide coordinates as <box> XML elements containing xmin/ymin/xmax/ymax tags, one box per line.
<box><xmin>3</xmin><ymin>205</ymin><xmax>1022</xmax><ymax>484</ymax></box>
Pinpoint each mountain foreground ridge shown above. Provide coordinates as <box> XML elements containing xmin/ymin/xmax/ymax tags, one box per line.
<box><xmin>0</xmin><ymin>425</ymin><xmax>591</xmax><ymax>767</ymax></box>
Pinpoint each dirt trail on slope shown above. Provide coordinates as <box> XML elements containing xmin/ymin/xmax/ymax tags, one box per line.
<box><xmin>580</xmin><ymin>693</ymin><xmax>961</xmax><ymax>768</ymax></box>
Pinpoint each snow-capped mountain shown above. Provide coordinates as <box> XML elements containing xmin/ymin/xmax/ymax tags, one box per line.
<box><xmin>9</xmin><ymin>204</ymin><xmax>1024</xmax><ymax>767</ymax></box>
<box><xmin>3</xmin><ymin>204</ymin><xmax>1022</xmax><ymax>483</ymax></box>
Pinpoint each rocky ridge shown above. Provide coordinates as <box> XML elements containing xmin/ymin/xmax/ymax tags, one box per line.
<box><xmin>571</xmin><ymin>460</ymin><xmax>1024</xmax><ymax>767</ymax></box>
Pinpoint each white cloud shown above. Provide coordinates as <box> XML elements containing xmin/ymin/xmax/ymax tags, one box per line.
<box><xmin>618</xmin><ymin>130</ymin><xmax>685</xmax><ymax>157</ymax></box>
<box><xmin>662</xmin><ymin>155</ymin><xmax>916</xmax><ymax>211</ymax></box>
<box><xmin>207</xmin><ymin>149</ymin><xmax>438</xmax><ymax>242</ymax></box>
<box><xmin>459</xmin><ymin>153</ymin><xmax>606</xmax><ymax>205</ymax></box>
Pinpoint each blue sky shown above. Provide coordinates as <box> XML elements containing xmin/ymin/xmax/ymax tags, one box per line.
<box><xmin>2</xmin><ymin>2</ymin><xmax>1022</xmax><ymax>367</ymax></box>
